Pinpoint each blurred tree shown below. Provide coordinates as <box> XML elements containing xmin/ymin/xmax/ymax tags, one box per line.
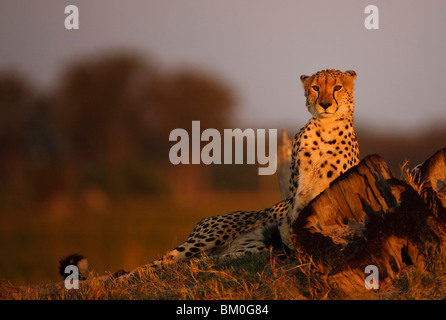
<box><xmin>53</xmin><ymin>52</ymin><xmax>237</xmax><ymax>194</ymax></box>
<box><xmin>147</xmin><ymin>69</ymin><xmax>235</xmax><ymax>143</ymax></box>
<box><xmin>0</xmin><ymin>73</ymin><xmax>35</xmax><ymax>193</ymax></box>
<box><xmin>146</xmin><ymin>69</ymin><xmax>237</xmax><ymax>195</ymax></box>
<box><xmin>54</xmin><ymin>52</ymin><xmax>155</xmax><ymax>165</ymax></box>
<box><xmin>0</xmin><ymin>73</ymin><xmax>33</xmax><ymax>155</ymax></box>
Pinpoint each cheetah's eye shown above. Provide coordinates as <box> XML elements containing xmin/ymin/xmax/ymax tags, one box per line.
<box><xmin>312</xmin><ymin>86</ymin><xmax>319</xmax><ymax>92</ymax></box>
<box><xmin>334</xmin><ymin>85</ymin><xmax>342</xmax><ymax>91</ymax></box>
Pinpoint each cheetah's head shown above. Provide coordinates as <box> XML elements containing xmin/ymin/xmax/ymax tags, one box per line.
<box><xmin>300</xmin><ymin>69</ymin><xmax>356</xmax><ymax>120</ymax></box>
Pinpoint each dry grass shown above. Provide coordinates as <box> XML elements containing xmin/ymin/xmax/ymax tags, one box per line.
<box><xmin>6</xmin><ymin>252</ymin><xmax>309</xmax><ymax>300</ymax></box>
<box><xmin>5</xmin><ymin>247</ymin><xmax>446</xmax><ymax>300</ymax></box>
<box><xmin>5</xmin><ymin>249</ymin><xmax>351</xmax><ymax>300</ymax></box>
<box><xmin>400</xmin><ymin>160</ymin><xmax>424</xmax><ymax>193</ymax></box>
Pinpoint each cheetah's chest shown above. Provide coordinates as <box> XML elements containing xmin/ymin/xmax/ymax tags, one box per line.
<box><xmin>298</xmin><ymin>119</ymin><xmax>359</xmax><ymax>180</ymax></box>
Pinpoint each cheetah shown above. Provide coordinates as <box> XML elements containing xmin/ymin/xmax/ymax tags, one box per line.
<box><xmin>125</xmin><ymin>69</ymin><xmax>360</xmax><ymax>275</ymax></box>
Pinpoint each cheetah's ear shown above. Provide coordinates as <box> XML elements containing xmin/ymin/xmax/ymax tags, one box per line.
<box><xmin>344</xmin><ymin>70</ymin><xmax>357</xmax><ymax>79</ymax></box>
<box><xmin>300</xmin><ymin>74</ymin><xmax>309</xmax><ymax>85</ymax></box>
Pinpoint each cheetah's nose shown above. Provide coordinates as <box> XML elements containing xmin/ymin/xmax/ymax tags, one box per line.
<box><xmin>319</xmin><ymin>102</ymin><xmax>332</xmax><ymax>110</ymax></box>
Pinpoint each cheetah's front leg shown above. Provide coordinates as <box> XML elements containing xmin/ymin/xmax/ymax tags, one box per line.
<box><xmin>279</xmin><ymin>166</ymin><xmax>330</xmax><ymax>248</ymax></box>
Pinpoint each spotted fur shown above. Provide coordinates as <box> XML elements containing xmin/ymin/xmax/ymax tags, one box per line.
<box><xmin>125</xmin><ymin>69</ymin><xmax>360</xmax><ymax>276</ymax></box>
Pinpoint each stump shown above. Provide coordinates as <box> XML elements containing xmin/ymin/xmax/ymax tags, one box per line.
<box><xmin>290</xmin><ymin>150</ymin><xmax>446</xmax><ymax>294</ymax></box>
<box><xmin>414</xmin><ymin>148</ymin><xmax>446</xmax><ymax>239</ymax></box>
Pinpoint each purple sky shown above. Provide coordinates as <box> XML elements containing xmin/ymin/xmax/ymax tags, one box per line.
<box><xmin>1</xmin><ymin>0</ymin><xmax>446</xmax><ymax>133</ymax></box>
